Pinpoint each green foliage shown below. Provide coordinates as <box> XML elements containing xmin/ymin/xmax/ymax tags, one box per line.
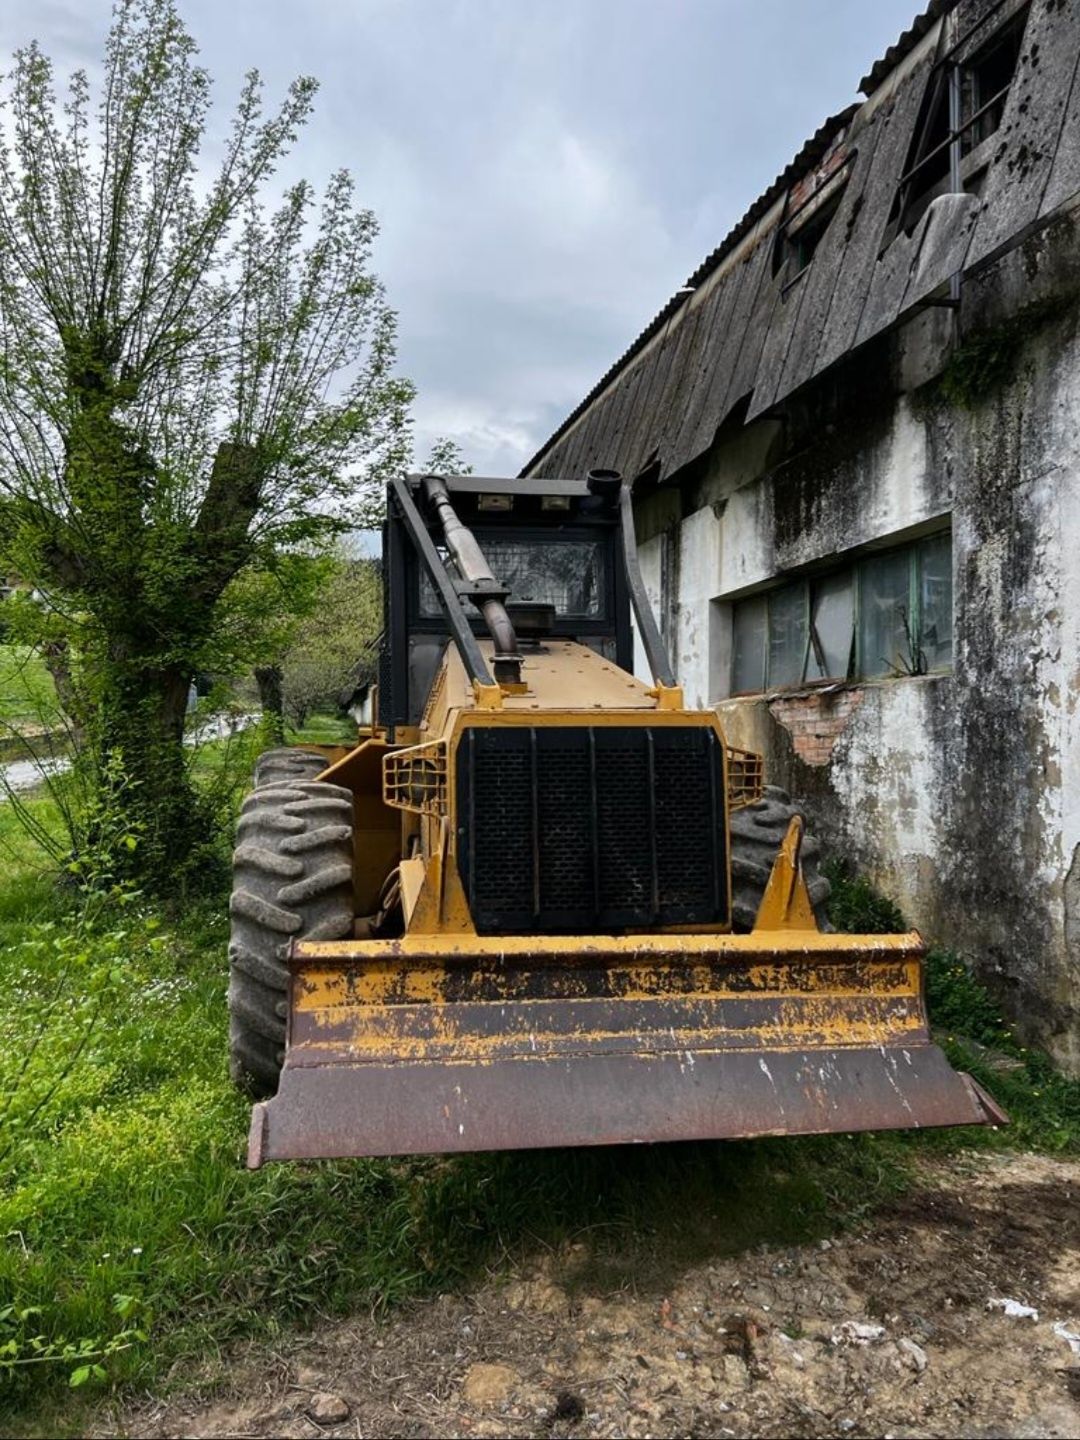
<box><xmin>279</xmin><ymin>549</ymin><xmax>381</xmax><ymax>728</ymax></box>
<box><xmin>0</xmin><ymin>0</ymin><xmax>413</xmax><ymax>886</ymax></box>
<box><xmin>825</xmin><ymin>861</ymin><xmax>1080</xmax><ymax>1154</ymax></box>
<box><xmin>0</xmin><ymin>1296</ymin><xmax>148</xmax><ymax>1390</ymax></box>
<box><xmin>937</xmin><ymin>324</ymin><xmax>1025</xmax><ymax>409</ymax></box>
<box><xmin>927</xmin><ymin>951</ymin><xmax>1080</xmax><ymax>1153</ymax></box>
<box><xmin>424</xmin><ymin>437</ymin><xmax>473</xmax><ymax>475</ymax></box>
<box><xmin>932</xmin><ymin>295</ymin><xmax>1066</xmax><ymax>410</ymax></box>
<box><xmin>821</xmin><ymin>858</ymin><xmax>906</xmax><ymax>933</ymax></box>
<box><xmin>924</xmin><ymin>948</ymin><xmax>1018</xmax><ymax>1054</ymax></box>
<box><xmin>210</xmin><ymin>552</ymin><xmax>337</xmax><ymax>681</ymax></box>
<box><xmin>0</xmin><ymin>646</ymin><xmax>56</xmax><ymax>730</ymax></box>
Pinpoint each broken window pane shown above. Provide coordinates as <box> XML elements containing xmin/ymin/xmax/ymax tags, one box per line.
<box><xmin>732</xmin><ymin>595</ymin><xmax>766</xmax><ymax>694</ymax></box>
<box><xmin>767</xmin><ymin>582</ymin><xmax>808</xmax><ymax>688</ymax></box>
<box><xmin>919</xmin><ymin>532</ymin><xmax>953</xmax><ymax>670</ymax></box>
<box><xmin>962</xmin><ymin>11</ymin><xmax>1027</xmax><ymax>151</ymax></box>
<box><xmin>885</xmin><ymin>6</ymin><xmax>1027</xmax><ymax>241</ymax></box>
<box><xmin>859</xmin><ymin>550</ymin><xmax>914</xmax><ymax>677</ymax></box>
<box><xmin>773</xmin><ymin>184</ymin><xmax>847</xmax><ymax>284</ymax></box>
<box><xmin>809</xmin><ymin>570</ymin><xmax>854</xmax><ymax>679</ymax></box>
<box><xmin>725</xmin><ymin>530</ymin><xmax>951</xmax><ymax>694</ymax></box>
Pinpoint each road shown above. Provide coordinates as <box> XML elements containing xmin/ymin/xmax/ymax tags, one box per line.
<box><xmin>0</xmin><ymin>713</ymin><xmax>258</xmax><ymax>799</ymax></box>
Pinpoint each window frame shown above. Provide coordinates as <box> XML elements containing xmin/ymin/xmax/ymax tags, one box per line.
<box><xmin>882</xmin><ymin>3</ymin><xmax>1030</xmax><ymax>246</ymax></box>
<box><xmin>727</xmin><ymin>529</ymin><xmax>952</xmax><ymax>698</ymax></box>
<box><xmin>771</xmin><ymin>154</ymin><xmax>854</xmax><ymax>294</ymax></box>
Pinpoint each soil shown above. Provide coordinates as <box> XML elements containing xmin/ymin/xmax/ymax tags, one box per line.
<box><xmin>103</xmin><ymin>1151</ymin><xmax>1080</xmax><ymax>1440</ymax></box>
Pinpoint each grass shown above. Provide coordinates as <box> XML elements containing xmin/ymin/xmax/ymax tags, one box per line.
<box><xmin>285</xmin><ymin>708</ymin><xmax>358</xmax><ymax>745</ymax></box>
<box><xmin>0</xmin><ymin>800</ymin><xmax>911</xmax><ymax>1405</ymax></box>
<box><xmin>824</xmin><ymin>859</ymin><xmax>1080</xmax><ymax>1154</ymax></box>
<box><xmin>0</xmin><ymin>786</ymin><xmax>1077</xmax><ymax>1428</ymax></box>
<box><xmin>0</xmin><ymin>646</ymin><xmax>57</xmax><ymax>731</ymax></box>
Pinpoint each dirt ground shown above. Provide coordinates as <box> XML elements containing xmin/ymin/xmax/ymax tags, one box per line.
<box><xmin>105</xmin><ymin>1151</ymin><xmax>1080</xmax><ymax>1440</ymax></box>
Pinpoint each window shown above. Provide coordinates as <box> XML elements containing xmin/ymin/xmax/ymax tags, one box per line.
<box><xmin>772</xmin><ymin>166</ymin><xmax>851</xmax><ymax>289</ymax></box>
<box><xmin>420</xmin><ymin>538</ymin><xmax>606</xmax><ymax>619</ymax></box>
<box><xmin>728</xmin><ymin>530</ymin><xmax>952</xmax><ymax>695</ymax></box>
<box><xmin>885</xmin><ymin>6</ymin><xmax>1028</xmax><ymax>241</ymax></box>
<box><xmin>962</xmin><ymin>18</ymin><xmax>1026</xmax><ymax>151</ymax></box>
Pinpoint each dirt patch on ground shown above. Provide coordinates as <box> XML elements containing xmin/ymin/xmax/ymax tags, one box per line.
<box><xmin>104</xmin><ymin>1151</ymin><xmax>1080</xmax><ymax>1439</ymax></box>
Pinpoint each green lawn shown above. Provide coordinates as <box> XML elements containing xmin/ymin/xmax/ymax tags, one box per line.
<box><xmin>0</xmin><ymin>646</ymin><xmax>58</xmax><ymax>730</ymax></box>
<box><xmin>0</xmin><ymin>779</ymin><xmax>1077</xmax><ymax>1428</ymax></box>
<box><xmin>285</xmin><ymin>708</ymin><xmax>359</xmax><ymax>745</ymax></box>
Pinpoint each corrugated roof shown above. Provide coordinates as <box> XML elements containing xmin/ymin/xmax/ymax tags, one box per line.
<box><xmin>520</xmin><ymin>107</ymin><xmax>858</xmax><ymax>477</ymax></box>
<box><xmin>521</xmin><ymin>1</ymin><xmax>956</xmax><ymax>479</ymax></box>
<box><xmin>859</xmin><ymin>0</ymin><xmax>950</xmax><ymax>95</ymax></box>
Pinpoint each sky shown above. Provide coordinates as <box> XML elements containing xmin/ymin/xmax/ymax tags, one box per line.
<box><xmin>2</xmin><ymin>0</ymin><xmax>924</xmax><ymax>477</ymax></box>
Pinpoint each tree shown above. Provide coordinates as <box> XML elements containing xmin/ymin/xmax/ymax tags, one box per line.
<box><xmin>424</xmin><ymin>437</ymin><xmax>471</xmax><ymax>476</ymax></box>
<box><xmin>0</xmin><ymin>0</ymin><xmax>413</xmax><ymax>882</ymax></box>
<box><xmin>279</xmin><ymin>549</ymin><xmax>381</xmax><ymax>731</ymax></box>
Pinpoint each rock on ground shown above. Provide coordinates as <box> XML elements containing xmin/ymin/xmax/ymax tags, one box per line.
<box><xmin>97</xmin><ymin>1151</ymin><xmax>1080</xmax><ymax>1440</ymax></box>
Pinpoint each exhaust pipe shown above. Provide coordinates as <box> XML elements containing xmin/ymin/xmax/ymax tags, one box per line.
<box><xmin>422</xmin><ymin>476</ymin><xmax>522</xmax><ymax>684</ymax></box>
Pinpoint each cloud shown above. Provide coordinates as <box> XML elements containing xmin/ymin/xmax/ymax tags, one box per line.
<box><xmin>0</xmin><ymin>0</ymin><xmax>925</xmax><ymax>475</ymax></box>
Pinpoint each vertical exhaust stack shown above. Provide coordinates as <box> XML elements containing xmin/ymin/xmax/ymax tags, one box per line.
<box><xmin>422</xmin><ymin>475</ymin><xmax>522</xmax><ymax>685</ymax></box>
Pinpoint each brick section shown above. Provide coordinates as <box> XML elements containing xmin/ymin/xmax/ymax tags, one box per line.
<box><xmin>767</xmin><ymin>688</ymin><xmax>864</xmax><ymax>767</ymax></box>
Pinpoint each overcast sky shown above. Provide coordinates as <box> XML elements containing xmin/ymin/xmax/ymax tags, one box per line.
<box><xmin>3</xmin><ymin>0</ymin><xmax>922</xmax><ymax>476</ymax></box>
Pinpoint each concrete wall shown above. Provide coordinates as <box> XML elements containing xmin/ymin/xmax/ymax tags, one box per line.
<box><xmin>638</xmin><ymin>218</ymin><xmax>1080</xmax><ymax>1072</ymax></box>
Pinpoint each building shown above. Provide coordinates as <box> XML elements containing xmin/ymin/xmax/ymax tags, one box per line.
<box><xmin>523</xmin><ymin>0</ymin><xmax>1080</xmax><ymax>1073</ymax></box>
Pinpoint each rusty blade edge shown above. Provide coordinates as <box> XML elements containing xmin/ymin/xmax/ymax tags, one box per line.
<box><xmin>247</xmin><ymin>1044</ymin><xmax>1005</xmax><ymax>1167</ymax></box>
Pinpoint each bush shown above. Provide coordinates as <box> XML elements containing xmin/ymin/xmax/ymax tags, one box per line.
<box><xmin>822</xmin><ymin>858</ymin><xmax>906</xmax><ymax>933</ymax></box>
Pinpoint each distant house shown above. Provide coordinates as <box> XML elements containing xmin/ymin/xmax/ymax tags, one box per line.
<box><xmin>524</xmin><ymin>0</ymin><xmax>1080</xmax><ymax>1074</ymax></box>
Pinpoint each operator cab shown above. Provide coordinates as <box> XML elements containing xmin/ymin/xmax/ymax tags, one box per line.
<box><xmin>380</xmin><ymin>475</ymin><xmax>635</xmax><ymax>730</ymax></box>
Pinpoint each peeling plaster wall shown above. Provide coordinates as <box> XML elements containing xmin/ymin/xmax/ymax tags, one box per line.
<box><xmin>656</xmin><ymin>229</ymin><xmax>1080</xmax><ymax>1072</ymax></box>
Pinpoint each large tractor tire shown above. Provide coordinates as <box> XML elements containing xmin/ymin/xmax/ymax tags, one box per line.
<box><xmin>729</xmin><ymin>785</ymin><xmax>831</xmax><ymax>932</ymax></box>
<box><xmin>252</xmin><ymin>746</ymin><xmax>330</xmax><ymax>789</ymax></box>
<box><xmin>228</xmin><ymin>775</ymin><xmax>355</xmax><ymax>1096</ymax></box>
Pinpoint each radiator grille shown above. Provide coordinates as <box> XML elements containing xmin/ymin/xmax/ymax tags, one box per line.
<box><xmin>457</xmin><ymin>725</ymin><xmax>728</xmax><ymax>934</ymax></box>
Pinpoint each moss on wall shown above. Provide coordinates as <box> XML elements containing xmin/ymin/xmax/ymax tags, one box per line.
<box><xmin>925</xmin><ymin>293</ymin><xmax>1074</xmax><ymax>411</ymax></box>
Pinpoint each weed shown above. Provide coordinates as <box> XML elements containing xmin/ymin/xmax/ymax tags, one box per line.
<box><xmin>825</xmin><ymin>864</ymin><xmax>1080</xmax><ymax>1154</ymax></box>
<box><xmin>925</xmin><ymin>294</ymin><xmax>1070</xmax><ymax>411</ymax></box>
<box><xmin>822</xmin><ymin>858</ymin><xmax>906</xmax><ymax>933</ymax></box>
<box><xmin>0</xmin><ymin>1296</ymin><xmax>148</xmax><ymax>1389</ymax></box>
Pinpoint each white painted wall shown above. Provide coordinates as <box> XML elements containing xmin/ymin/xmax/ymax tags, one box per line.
<box><xmin>655</xmin><ymin>316</ymin><xmax>1080</xmax><ymax>1071</ymax></box>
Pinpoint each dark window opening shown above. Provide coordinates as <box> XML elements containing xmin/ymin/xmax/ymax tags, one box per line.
<box><xmin>885</xmin><ymin>6</ymin><xmax>1028</xmax><ymax>243</ymax></box>
<box><xmin>962</xmin><ymin>18</ymin><xmax>1025</xmax><ymax>151</ymax></box>
<box><xmin>419</xmin><ymin>537</ymin><xmax>607</xmax><ymax>620</ymax></box>
<box><xmin>726</xmin><ymin>529</ymin><xmax>952</xmax><ymax>697</ymax></box>
<box><xmin>771</xmin><ymin>175</ymin><xmax>849</xmax><ymax>287</ymax></box>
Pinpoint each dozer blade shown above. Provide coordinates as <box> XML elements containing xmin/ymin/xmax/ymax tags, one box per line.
<box><xmin>247</xmin><ymin>932</ymin><xmax>1006</xmax><ymax>1165</ymax></box>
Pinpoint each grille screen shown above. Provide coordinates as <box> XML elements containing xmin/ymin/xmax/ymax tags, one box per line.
<box><xmin>457</xmin><ymin>725</ymin><xmax>727</xmax><ymax>934</ymax></box>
